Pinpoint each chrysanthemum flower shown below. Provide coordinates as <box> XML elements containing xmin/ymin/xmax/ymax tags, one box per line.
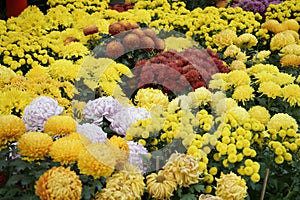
<box><xmin>226</xmin><ymin>70</ymin><xmax>251</xmax><ymax>87</ymax></box>
<box><xmin>43</xmin><ymin>115</ymin><xmax>77</xmax><ymax>137</ymax></box>
<box><xmin>109</xmin><ymin>106</ymin><xmax>151</xmax><ymax>135</ymax></box>
<box><xmin>0</xmin><ymin>115</ymin><xmax>26</xmax><ymax>150</ymax></box>
<box><xmin>270</xmin><ymin>31</ymin><xmax>296</xmax><ymax>51</ymax></box>
<box><xmin>189</xmin><ymin>87</ymin><xmax>212</xmax><ymax>107</ymax></box>
<box><xmin>134</xmin><ymin>88</ymin><xmax>169</xmax><ymax>111</ymax></box>
<box><xmin>223</xmin><ymin>45</ymin><xmax>241</xmax><ymax>58</ymax></box>
<box><xmin>253</xmin><ymin>50</ymin><xmax>271</xmax><ymax>63</ymax></box>
<box><xmin>235</xmin><ymin>33</ymin><xmax>258</xmax><ymax>49</ymax></box>
<box><xmin>282</xmin><ymin>84</ymin><xmax>300</xmax><ymax>106</ymax></box>
<box><xmin>199</xmin><ymin>194</ymin><xmax>223</xmax><ymax>200</ymax></box>
<box><xmin>214</xmin><ymin>29</ymin><xmax>238</xmax><ymax>49</ymax></box>
<box><xmin>84</xmin><ymin>96</ymin><xmax>122</xmax><ymax>125</ymax></box>
<box><xmin>94</xmin><ymin>164</ymin><xmax>145</xmax><ymax>200</ymax></box>
<box><xmin>215</xmin><ymin>98</ymin><xmax>238</xmax><ymax>116</ymax></box>
<box><xmin>163</xmin><ymin>152</ymin><xmax>200</xmax><ymax>187</ymax></box>
<box><xmin>267</xmin><ymin>113</ymin><xmax>298</xmax><ymax>132</ymax></box>
<box><xmin>76</xmin><ymin>123</ymin><xmax>107</xmax><ymax>143</ymax></box>
<box><xmin>17</xmin><ymin>132</ymin><xmax>53</xmax><ymax>162</ymax></box>
<box><xmin>22</xmin><ymin>96</ymin><xmax>63</xmax><ymax>132</ymax></box>
<box><xmin>127</xmin><ymin>141</ymin><xmax>149</xmax><ymax>174</ymax></box>
<box><xmin>49</xmin><ymin>136</ymin><xmax>87</xmax><ymax>165</ymax></box>
<box><xmin>280</xmin><ymin>54</ymin><xmax>300</xmax><ymax>67</ymax></box>
<box><xmin>0</xmin><ymin>65</ymin><xmax>16</xmax><ymax>87</ymax></box>
<box><xmin>248</xmin><ymin>106</ymin><xmax>270</xmax><ymax>125</ymax></box>
<box><xmin>232</xmin><ymin>85</ymin><xmax>254</xmax><ymax>104</ymax></box>
<box><xmin>77</xmin><ymin>142</ymin><xmax>116</xmax><ymax>178</ymax></box>
<box><xmin>215</xmin><ymin>172</ymin><xmax>248</xmax><ymax>200</ymax></box>
<box><xmin>48</xmin><ymin>59</ymin><xmax>81</xmax><ymax>82</ymax></box>
<box><xmin>108</xmin><ymin>135</ymin><xmax>130</xmax><ymax>168</ymax></box>
<box><xmin>279</xmin><ymin>44</ymin><xmax>300</xmax><ymax>57</ymax></box>
<box><xmin>146</xmin><ymin>170</ymin><xmax>177</xmax><ymax>200</ymax></box>
<box><xmin>35</xmin><ymin>166</ymin><xmax>82</xmax><ymax>200</ymax></box>
<box><xmin>230</xmin><ymin>60</ymin><xmax>246</xmax><ymax>71</ymax></box>
<box><xmin>258</xmin><ymin>81</ymin><xmax>282</xmax><ymax>99</ymax></box>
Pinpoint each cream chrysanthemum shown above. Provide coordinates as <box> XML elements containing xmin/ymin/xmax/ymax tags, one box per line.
<box><xmin>215</xmin><ymin>172</ymin><xmax>248</xmax><ymax>200</ymax></box>
<box><xmin>35</xmin><ymin>166</ymin><xmax>82</xmax><ymax>200</ymax></box>
<box><xmin>17</xmin><ymin>132</ymin><xmax>53</xmax><ymax>162</ymax></box>
<box><xmin>146</xmin><ymin>170</ymin><xmax>177</xmax><ymax>200</ymax></box>
<box><xmin>0</xmin><ymin>115</ymin><xmax>26</xmax><ymax>150</ymax></box>
<box><xmin>43</xmin><ymin>115</ymin><xmax>77</xmax><ymax>137</ymax></box>
<box><xmin>248</xmin><ymin>106</ymin><xmax>271</xmax><ymax>125</ymax></box>
<box><xmin>267</xmin><ymin>113</ymin><xmax>298</xmax><ymax>132</ymax></box>
<box><xmin>163</xmin><ymin>152</ymin><xmax>200</xmax><ymax>187</ymax></box>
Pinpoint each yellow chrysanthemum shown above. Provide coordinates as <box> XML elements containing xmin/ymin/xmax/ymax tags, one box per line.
<box><xmin>235</xmin><ymin>33</ymin><xmax>258</xmax><ymax>49</ymax></box>
<box><xmin>270</xmin><ymin>31</ymin><xmax>297</xmax><ymax>51</ymax></box>
<box><xmin>0</xmin><ymin>65</ymin><xmax>16</xmax><ymax>87</ymax></box>
<box><xmin>280</xmin><ymin>54</ymin><xmax>300</xmax><ymax>67</ymax></box>
<box><xmin>258</xmin><ymin>81</ymin><xmax>282</xmax><ymax>99</ymax></box>
<box><xmin>108</xmin><ymin>135</ymin><xmax>130</xmax><ymax>168</ymax></box>
<box><xmin>232</xmin><ymin>85</ymin><xmax>254</xmax><ymax>104</ymax></box>
<box><xmin>253</xmin><ymin>50</ymin><xmax>271</xmax><ymax>63</ymax></box>
<box><xmin>261</xmin><ymin>19</ymin><xmax>282</xmax><ymax>33</ymax></box>
<box><xmin>146</xmin><ymin>170</ymin><xmax>177</xmax><ymax>200</ymax></box>
<box><xmin>44</xmin><ymin>116</ymin><xmax>77</xmax><ymax>137</ymax></box>
<box><xmin>188</xmin><ymin>87</ymin><xmax>212</xmax><ymax>107</ymax></box>
<box><xmin>226</xmin><ymin>70</ymin><xmax>251</xmax><ymax>87</ymax></box>
<box><xmin>17</xmin><ymin>132</ymin><xmax>53</xmax><ymax>162</ymax></box>
<box><xmin>214</xmin><ymin>29</ymin><xmax>238</xmax><ymax>49</ymax></box>
<box><xmin>66</xmin><ymin>132</ymin><xmax>91</xmax><ymax>145</ymax></box>
<box><xmin>279</xmin><ymin>44</ymin><xmax>300</xmax><ymax>57</ymax></box>
<box><xmin>267</xmin><ymin>113</ymin><xmax>298</xmax><ymax>132</ymax></box>
<box><xmin>199</xmin><ymin>194</ymin><xmax>223</xmax><ymax>200</ymax></box>
<box><xmin>223</xmin><ymin>45</ymin><xmax>241</xmax><ymax>58</ymax></box>
<box><xmin>0</xmin><ymin>115</ymin><xmax>26</xmax><ymax>150</ymax></box>
<box><xmin>35</xmin><ymin>166</ymin><xmax>82</xmax><ymax>200</ymax></box>
<box><xmin>248</xmin><ymin>106</ymin><xmax>270</xmax><ymax>125</ymax></box>
<box><xmin>215</xmin><ymin>172</ymin><xmax>248</xmax><ymax>200</ymax></box>
<box><xmin>95</xmin><ymin>164</ymin><xmax>145</xmax><ymax>200</ymax></box>
<box><xmin>49</xmin><ymin>137</ymin><xmax>87</xmax><ymax>165</ymax></box>
<box><xmin>165</xmin><ymin>36</ymin><xmax>197</xmax><ymax>51</ymax></box>
<box><xmin>48</xmin><ymin>59</ymin><xmax>81</xmax><ymax>82</ymax></box>
<box><xmin>215</xmin><ymin>98</ymin><xmax>238</xmax><ymax>116</ymax></box>
<box><xmin>77</xmin><ymin>142</ymin><xmax>116</xmax><ymax>178</ymax></box>
<box><xmin>282</xmin><ymin>84</ymin><xmax>300</xmax><ymax>106</ymax></box>
<box><xmin>229</xmin><ymin>60</ymin><xmax>246</xmax><ymax>71</ymax></box>
<box><xmin>134</xmin><ymin>88</ymin><xmax>169</xmax><ymax>111</ymax></box>
<box><xmin>163</xmin><ymin>152</ymin><xmax>200</xmax><ymax>187</ymax></box>
<box><xmin>282</xmin><ymin>19</ymin><xmax>299</xmax><ymax>32</ymax></box>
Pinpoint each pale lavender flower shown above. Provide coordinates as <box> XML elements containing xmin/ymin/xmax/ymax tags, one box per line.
<box><xmin>22</xmin><ymin>96</ymin><xmax>63</xmax><ymax>132</ymax></box>
<box><xmin>84</xmin><ymin>96</ymin><xmax>122</xmax><ymax>125</ymax></box>
<box><xmin>109</xmin><ymin>106</ymin><xmax>151</xmax><ymax>136</ymax></box>
<box><xmin>127</xmin><ymin>141</ymin><xmax>149</xmax><ymax>174</ymax></box>
<box><xmin>77</xmin><ymin>123</ymin><xmax>107</xmax><ymax>143</ymax></box>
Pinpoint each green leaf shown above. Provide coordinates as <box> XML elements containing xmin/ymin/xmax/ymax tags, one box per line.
<box><xmin>180</xmin><ymin>193</ymin><xmax>197</xmax><ymax>200</ymax></box>
<box><xmin>193</xmin><ymin>184</ymin><xmax>205</xmax><ymax>193</ymax></box>
<box><xmin>6</xmin><ymin>174</ymin><xmax>25</xmax><ymax>186</ymax></box>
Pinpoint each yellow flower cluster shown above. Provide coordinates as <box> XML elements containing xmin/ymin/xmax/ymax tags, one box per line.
<box><xmin>134</xmin><ymin>88</ymin><xmax>169</xmax><ymax>111</ymax></box>
<box><xmin>108</xmin><ymin>135</ymin><xmax>130</xmax><ymax>167</ymax></box>
<box><xmin>265</xmin><ymin>0</ymin><xmax>300</xmax><ymax>22</ymax></box>
<box><xmin>270</xmin><ymin>30</ymin><xmax>298</xmax><ymax>51</ymax></box>
<box><xmin>35</xmin><ymin>166</ymin><xmax>82</xmax><ymax>200</ymax></box>
<box><xmin>47</xmin><ymin>0</ymin><xmax>110</xmax><ymax>12</ymax></box>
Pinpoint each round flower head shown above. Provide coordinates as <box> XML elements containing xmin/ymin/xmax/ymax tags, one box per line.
<box><xmin>108</xmin><ymin>135</ymin><xmax>130</xmax><ymax>168</ymax></box>
<box><xmin>22</xmin><ymin>96</ymin><xmax>63</xmax><ymax>132</ymax></box>
<box><xmin>232</xmin><ymin>85</ymin><xmax>254</xmax><ymax>104</ymax></box>
<box><xmin>270</xmin><ymin>31</ymin><xmax>296</xmax><ymax>51</ymax></box>
<box><xmin>84</xmin><ymin>96</ymin><xmax>122</xmax><ymax>125</ymax></box>
<box><xmin>248</xmin><ymin>106</ymin><xmax>270</xmax><ymax>125</ymax></box>
<box><xmin>35</xmin><ymin>166</ymin><xmax>82</xmax><ymax>200</ymax></box>
<box><xmin>282</xmin><ymin>84</ymin><xmax>300</xmax><ymax>106</ymax></box>
<box><xmin>163</xmin><ymin>152</ymin><xmax>200</xmax><ymax>187</ymax></box>
<box><xmin>76</xmin><ymin>123</ymin><xmax>107</xmax><ymax>143</ymax></box>
<box><xmin>235</xmin><ymin>33</ymin><xmax>258</xmax><ymax>49</ymax></box>
<box><xmin>230</xmin><ymin>60</ymin><xmax>246</xmax><ymax>71</ymax></box>
<box><xmin>0</xmin><ymin>65</ymin><xmax>16</xmax><ymax>87</ymax></box>
<box><xmin>199</xmin><ymin>194</ymin><xmax>223</xmax><ymax>200</ymax></box>
<box><xmin>109</xmin><ymin>106</ymin><xmax>151</xmax><ymax>135</ymax></box>
<box><xmin>258</xmin><ymin>81</ymin><xmax>282</xmax><ymax>99</ymax></box>
<box><xmin>267</xmin><ymin>113</ymin><xmax>298</xmax><ymax>132</ymax></box>
<box><xmin>134</xmin><ymin>88</ymin><xmax>169</xmax><ymax>111</ymax></box>
<box><xmin>214</xmin><ymin>29</ymin><xmax>238</xmax><ymax>49</ymax></box>
<box><xmin>188</xmin><ymin>87</ymin><xmax>212</xmax><ymax>108</ymax></box>
<box><xmin>146</xmin><ymin>170</ymin><xmax>178</xmax><ymax>200</ymax></box>
<box><xmin>43</xmin><ymin>115</ymin><xmax>77</xmax><ymax>137</ymax></box>
<box><xmin>226</xmin><ymin>70</ymin><xmax>251</xmax><ymax>87</ymax></box>
<box><xmin>17</xmin><ymin>132</ymin><xmax>53</xmax><ymax>162</ymax></box>
<box><xmin>253</xmin><ymin>50</ymin><xmax>271</xmax><ymax>63</ymax></box>
<box><xmin>223</xmin><ymin>45</ymin><xmax>241</xmax><ymax>58</ymax></box>
<box><xmin>49</xmin><ymin>136</ymin><xmax>87</xmax><ymax>165</ymax></box>
<box><xmin>215</xmin><ymin>98</ymin><xmax>238</xmax><ymax>116</ymax></box>
<box><xmin>280</xmin><ymin>54</ymin><xmax>300</xmax><ymax>67</ymax></box>
<box><xmin>77</xmin><ymin>142</ymin><xmax>116</xmax><ymax>178</ymax></box>
<box><xmin>127</xmin><ymin>141</ymin><xmax>149</xmax><ymax>174</ymax></box>
<box><xmin>94</xmin><ymin>164</ymin><xmax>145</xmax><ymax>200</ymax></box>
<box><xmin>282</xmin><ymin>19</ymin><xmax>299</xmax><ymax>32</ymax></box>
<box><xmin>279</xmin><ymin>44</ymin><xmax>300</xmax><ymax>57</ymax></box>
<box><xmin>0</xmin><ymin>115</ymin><xmax>26</xmax><ymax>150</ymax></box>
<box><xmin>215</xmin><ymin>172</ymin><xmax>248</xmax><ymax>200</ymax></box>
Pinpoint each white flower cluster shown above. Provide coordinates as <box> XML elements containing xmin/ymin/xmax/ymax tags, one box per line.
<box><xmin>76</xmin><ymin>123</ymin><xmax>107</xmax><ymax>143</ymax></box>
<box><xmin>22</xmin><ymin>96</ymin><xmax>63</xmax><ymax>132</ymax></box>
<box><xmin>127</xmin><ymin>141</ymin><xmax>149</xmax><ymax>174</ymax></box>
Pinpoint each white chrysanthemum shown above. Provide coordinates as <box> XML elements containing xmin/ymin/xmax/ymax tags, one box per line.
<box><xmin>76</xmin><ymin>123</ymin><xmax>107</xmax><ymax>143</ymax></box>
<box><xmin>22</xmin><ymin>96</ymin><xmax>63</xmax><ymax>132</ymax></box>
<box><xmin>127</xmin><ymin>141</ymin><xmax>149</xmax><ymax>174</ymax></box>
<box><xmin>84</xmin><ymin>96</ymin><xmax>122</xmax><ymax>125</ymax></box>
<box><xmin>109</xmin><ymin>106</ymin><xmax>151</xmax><ymax>136</ymax></box>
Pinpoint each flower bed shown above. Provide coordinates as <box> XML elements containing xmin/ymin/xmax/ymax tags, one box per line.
<box><xmin>0</xmin><ymin>0</ymin><xmax>300</xmax><ymax>199</ymax></box>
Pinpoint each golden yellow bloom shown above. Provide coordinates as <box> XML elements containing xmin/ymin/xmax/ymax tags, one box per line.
<box><xmin>267</xmin><ymin>113</ymin><xmax>298</xmax><ymax>132</ymax></box>
<box><xmin>270</xmin><ymin>31</ymin><xmax>296</xmax><ymax>51</ymax></box>
<box><xmin>223</xmin><ymin>45</ymin><xmax>241</xmax><ymax>58</ymax></box>
<box><xmin>282</xmin><ymin>19</ymin><xmax>299</xmax><ymax>32</ymax></box>
<box><xmin>35</xmin><ymin>166</ymin><xmax>82</xmax><ymax>200</ymax></box>
<box><xmin>163</xmin><ymin>152</ymin><xmax>200</xmax><ymax>187</ymax></box>
<box><xmin>0</xmin><ymin>65</ymin><xmax>16</xmax><ymax>87</ymax></box>
<box><xmin>279</xmin><ymin>44</ymin><xmax>300</xmax><ymax>57</ymax></box>
<box><xmin>230</xmin><ymin>60</ymin><xmax>246</xmax><ymax>71</ymax></box>
<box><xmin>165</xmin><ymin>36</ymin><xmax>197</xmax><ymax>51</ymax></box>
<box><xmin>262</xmin><ymin>19</ymin><xmax>282</xmax><ymax>33</ymax></box>
<box><xmin>214</xmin><ymin>29</ymin><xmax>238</xmax><ymax>49</ymax></box>
<box><xmin>282</xmin><ymin>84</ymin><xmax>300</xmax><ymax>106</ymax></box>
<box><xmin>48</xmin><ymin>59</ymin><xmax>80</xmax><ymax>82</ymax></box>
<box><xmin>77</xmin><ymin>142</ymin><xmax>115</xmax><ymax>178</ymax></box>
<box><xmin>108</xmin><ymin>135</ymin><xmax>130</xmax><ymax>168</ymax></box>
<box><xmin>253</xmin><ymin>50</ymin><xmax>271</xmax><ymax>63</ymax></box>
<box><xmin>280</xmin><ymin>54</ymin><xmax>300</xmax><ymax>67</ymax></box>
<box><xmin>44</xmin><ymin>116</ymin><xmax>77</xmax><ymax>137</ymax></box>
<box><xmin>0</xmin><ymin>114</ymin><xmax>26</xmax><ymax>150</ymax></box>
<box><xmin>49</xmin><ymin>137</ymin><xmax>86</xmax><ymax>165</ymax></box>
<box><xmin>134</xmin><ymin>88</ymin><xmax>169</xmax><ymax>111</ymax></box>
<box><xmin>232</xmin><ymin>85</ymin><xmax>254</xmax><ymax>104</ymax></box>
<box><xmin>216</xmin><ymin>172</ymin><xmax>248</xmax><ymax>200</ymax></box>
<box><xmin>146</xmin><ymin>170</ymin><xmax>177</xmax><ymax>200</ymax></box>
<box><xmin>95</xmin><ymin>164</ymin><xmax>145</xmax><ymax>200</ymax></box>
<box><xmin>250</xmin><ymin>173</ymin><xmax>260</xmax><ymax>183</ymax></box>
<box><xmin>17</xmin><ymin>132</ymin><xmax>53</xmax><ymax>162</ymax></box>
